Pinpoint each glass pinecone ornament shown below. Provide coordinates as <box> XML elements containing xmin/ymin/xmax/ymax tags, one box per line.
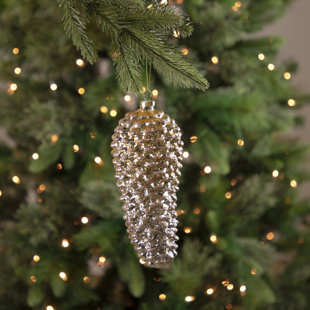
<box><xmin>111</xmin><ymin>100</ymin><xmax>183</xmax><ymax>268</ymax></box>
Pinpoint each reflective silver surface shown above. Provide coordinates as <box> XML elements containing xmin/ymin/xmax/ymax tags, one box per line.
<box><xmin>111</xmin><ymin>101</ymin><xmax>183</xmax><ymax>268</ymax></box>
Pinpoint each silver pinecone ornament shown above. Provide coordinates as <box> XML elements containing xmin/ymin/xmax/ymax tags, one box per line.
<box><xmin>111</xmin><ymin>100</ymin><xmax>183</xmax><ymax>268</ymax></box>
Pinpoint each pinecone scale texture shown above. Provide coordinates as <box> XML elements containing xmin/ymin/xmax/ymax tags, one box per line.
<box><xmin>111</xmin><ymin>101</ymin><xmax>183</xmax><ymax>268</ymax></box>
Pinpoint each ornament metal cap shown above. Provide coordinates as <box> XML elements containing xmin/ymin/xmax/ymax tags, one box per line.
<box><xmin>140</xmin><ymin>100</ymin><xmax>155</xmax><ymax>111</ymax></box>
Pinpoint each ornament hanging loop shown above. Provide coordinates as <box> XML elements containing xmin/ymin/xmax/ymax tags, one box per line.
<box><xmin>142</xmin><ymin>88</ymin><xmax>153</xmax><ymax>102</ymax></box>
<box><xmin>141</xmin><ymin>89</ymin><xmax>155</xmax><ymax>110</ymax></box>
<box><xmin>142</xmin><ymin>59</ymin><xmax>153</xmax><ymax>104</ymax></box>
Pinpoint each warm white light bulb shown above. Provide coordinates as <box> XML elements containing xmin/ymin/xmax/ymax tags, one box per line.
<box><xmin>110</xmin><ymin>109</ymin><xmax>117</xmax><ymax>117</ymax></box>
<box><xmin>287</xmin><ymin>99</ymin><xmax>296</xmax><ymax>107</ymax></box>
<box><xmin>33</xmin><ymin>255</ymin><xmax>40</xmax><ymax>263</ymax></box>
<box><xmin>206</xmin><ymin>288</ymin><xmax>214</xmax><ymax>295</ymax></box>
<box><xmin>240</xmin><ymin>285</ymin><xmax>246</xmax><ymax>293</ymax></box>
<box><xmin>124</xmin><ymin>95</ymin><xmax>131</xmax><ymax>102</ymax></box>
<box><xmin>78</xmin><ymin>87</ymin><xmax>85</xmax><ymax>95</ymax></box>
<box><xmin>61</xmin><ymin>239</ymin><xmax>70</xmax><ymax>248</ymax></box>
<box><xmin>59</xmin><ymin>271</ymin><xmax>68</xmax><ymax>281</ymax></box>
<box><xmin>184</xmin><ymin>296</ymin><xmax>195</xmax><ymax>302</ymax></box>
<box><xmin>12</xmin><ymin>176</ymin><xmax>21</xmax><ymax>184</ymax></box>
<box><xmin>32</xmin><ymin>153</ymin><xmax>39</xmax><ymax>160</ymax></box>
<box><xmin>211</xmin><ymin>56</ymin><xmax>219</xmax><ymax>64</ymax></box>
<box><xmin>152</xmin><ymin>89</ymin><xmax>159</xmax><ymax>97</ymax></box>
<box><xmin>76</xmin><ymin>58</ymin><xmax>85</xmax><ymax>67</ymax></box>
<box><xmin>10</xmin><ymin>83</ymin><xmax>18</xmax><ymax>91</ymax></box>
<box><xmin>14</xmin><ymin>67</ymin><xmax>21</xmax><ymax>75</ymax></box>
<box><xmin>50</xmin><ymin>83</ymin><xmax>58</xmax><ymax>91</ymax></box>
<box><xmin>94</xmin><ymin>156</ymin><xmax>103</xmax><ymax>165</ymax></box>
<box><xmin>182</xmin><ymin>151</ymin><xmax>189</xmax><ymax>159</ymax></box>
<box><xmin>210</xmin><ymin>234</ymin><xmax>217</xmax><ymax>243</ymax></box>
<box><xmin>73</xmin><ymin>144</ymin><xmax>79</xmax><ymax>152</ymax></box>
<box><xmin>258</xmin><ymin>53</ymin><xmax>265</xmax><ymax>61</ymax></box>
<box><xmin>12</xmin><ymin>48</ymin><xmax>19</xmax><ymax>55</ymax></box>
<box><xmin>272</xmin><ymin>170</ymin><xmax>279</xmax><ymax>178</ymax></box>
<box><xmin>81</xmin><ymin>216</ymin><xmax>89</xmax><ymax>224</ymax></box>
<box><xmin>100</xmin><ymin>106</ymin><xmax>108</xmax><ymax>114</ymax></box>
<box><xmin>237</xmin><ymin>139</ymin><xmax>244</xmax><ymax>146</ymax></box>
<box><xmin>204</xmin><ymin>166</ymin><xmax>212</xmax><ymax>174</ymax></box>
<box><xmin>290</xmin><ymin>179</ymin><xmax>298</xmax><ymax>188</ymax></box>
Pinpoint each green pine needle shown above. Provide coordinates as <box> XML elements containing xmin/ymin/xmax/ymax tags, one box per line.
<box><xmin>58</xmin><ymin>0</ymin><xmax>98</xmax><ymax>63</ymax></box>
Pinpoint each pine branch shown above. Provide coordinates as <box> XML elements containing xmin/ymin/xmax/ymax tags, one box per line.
<box><xmin>114</xmin><ymin>36</ymin><xmax>144</xmax><ymax>94</ymax></box>
<box><xmin>93</xmin><ymin>5</ymin><xmax>120</xmax><ymax>37</ymax></box>
<box><xmin>118</xmin><ymin>5</ymin><xmax>193</xmax><ymax>37</ymax></box>
<box><xmin>58</xmin><ymin>0</ymin><xmax>98</xmax><ymax>63</ymax></box>
<box><xmin>125</xmin><ymin>28</ymin><xmax>209</xmax><ymax>90</ymax></box>
<box><xmin>58</xmin><ymin>0</ymin><xmax>209</xmax><ymax>93</ymax></box>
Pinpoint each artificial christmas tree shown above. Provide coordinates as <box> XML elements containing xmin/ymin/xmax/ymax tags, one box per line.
<box><xmin>0</xmin><ymin>0</ymin><xmax>310</xmax><ymax>310</ymax></box>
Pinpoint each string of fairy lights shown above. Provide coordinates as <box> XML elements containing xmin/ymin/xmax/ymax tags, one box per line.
<box><xmin>5</xmin><ymin>47</ymin><xmax>116</xmax><ymax>310</ymax></box>
<box><xmin>177</xmin><ymin>37</ymin><xmax>300</xmax><ymax>301</ymax></box>
<box><xmin>1</xmin><ymin>1</ymin><xmax>302</xmax><ymax>309</ymax></box>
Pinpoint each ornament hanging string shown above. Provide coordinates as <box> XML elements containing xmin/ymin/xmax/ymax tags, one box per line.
<box><xmin>144</xmin><ymin>59</ymin><xmax>153</xmax><ymax>102</ymax></box>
